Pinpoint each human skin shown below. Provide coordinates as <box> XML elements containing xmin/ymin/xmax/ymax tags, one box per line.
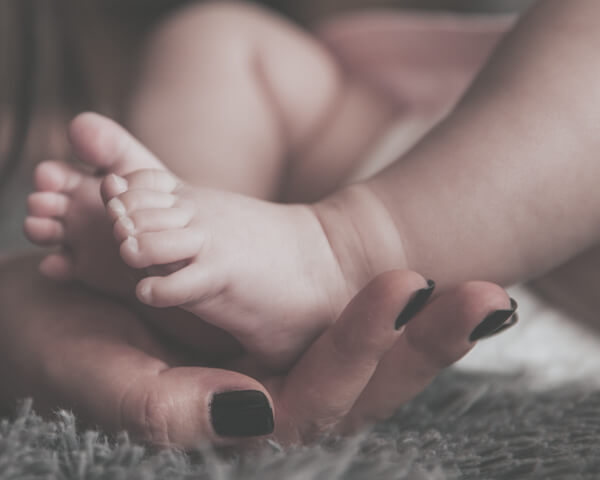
<box><xmin>316</xmin><ymin>0</ymin><xmax>600</xmax><ymax>293</ymax></box>
<box><xmin>0</xmin><ymin>254</ymin><xmax>515</xmax><ymax>447</ymax></box>
<box><xmin>67</xmin><ymin>0</ymin><xmax>600</xmax><ymax>374</ymax></box>
<box><xmin>5</xmin><ymin>0</ymin><xmax>523</xmax><ymax>445</ymax></box>
<box><xmin>23</xmin><ymin>3</ymin><xmax>512</xmax><ymax>369</ymax></box>
<box><xmin>125</xmin><ymin>1</ymin><xmax>405</xmax><ymax>201</ymax></box>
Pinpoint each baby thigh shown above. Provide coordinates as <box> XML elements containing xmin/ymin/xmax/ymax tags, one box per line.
<box><xmin>128</xmin><ymin>1</ymin><xmax>345</xmax><ymax>200</ymax></box>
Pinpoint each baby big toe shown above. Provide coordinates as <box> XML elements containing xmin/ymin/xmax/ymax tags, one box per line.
<box><xmin>68</xmin><ymin>112</ymin><xmax>166</xmax><ymax>174</ymax></box>
<box><xmin>119</xmin><ymin>228</ymin><xmax>204</xmax><ymax>269</ymax></box>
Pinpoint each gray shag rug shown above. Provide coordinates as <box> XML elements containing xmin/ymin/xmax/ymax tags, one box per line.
<box><xmin>2</xmin><ymin>370</ymin><xmax>598</xmax><ymax>480</ymax></box>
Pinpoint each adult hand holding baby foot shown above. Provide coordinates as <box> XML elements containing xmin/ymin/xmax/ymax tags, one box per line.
<box><xmin>0</xmin><ymin>254</ymin><xmax>517</xmax><ymax>447</ymax></box>
<box><xmin>18</xmin><ymin>112</ymin><xmax>518</xmax><ymax>447</ymax></box>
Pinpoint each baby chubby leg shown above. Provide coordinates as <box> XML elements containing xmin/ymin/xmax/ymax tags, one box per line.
<box><xmin>127</xmin><ymin>1</ymin><xmax>401</xmax><ymax>203</ymax></box>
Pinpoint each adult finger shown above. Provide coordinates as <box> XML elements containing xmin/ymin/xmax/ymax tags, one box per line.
<box><xmin>344</xmin><ymin>281</ymin><xmax>517</xmax><ymax>429</ymax></box>
<box><xmin>9</xmin><ymin>279</ymin><xmax>274</xmax><ymax>448</ymax></box>
<box><xmin>275</xmin><ymin>270</ymin><xmax>435</xmax><ymax>444</ymax></box>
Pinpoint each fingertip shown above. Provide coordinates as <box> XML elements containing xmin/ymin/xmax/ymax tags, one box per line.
<box><xmin>68</xmin><ymin>112</ymin><xmax>118</xmax><ymax>170</ymax></box>
<box><xmin>405</xmin><ymin>280</ymin><xmax>515</xmax><ymax>368</ymax></box>
<box><xmin>120</xmin><ymin>367</ymin><xmax>272</xmax><ymax>447</ymax></box>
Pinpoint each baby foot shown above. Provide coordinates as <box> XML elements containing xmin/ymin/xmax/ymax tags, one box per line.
<box><xmin>24</xmin><ymin>113</ymin><xmax>241</xmax><ymax>358</ymax></box>
<box><xmin>88</xmin><ymin>120</ymin><xmax>357</xmax><ymax>370</ymax></box>
<box><xmin>24</xmin><ymin>113</ymin><xmax>165</xmax><ymax>296</ymax></box>
<box><xmin>24</xmin><ymin>160</ymin><xmax>134</xmax><ymax>297</ymax></box>
<box><xmin>104</xmin><ymin>171</ymin><xmax>353</xmax><ymax>370</ymax></box>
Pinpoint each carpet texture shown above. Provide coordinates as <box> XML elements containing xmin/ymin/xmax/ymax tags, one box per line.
<box><xmin>2</xmin><ymin>371</ymin><xmax>598</xmax><ymax>479</ymax></box>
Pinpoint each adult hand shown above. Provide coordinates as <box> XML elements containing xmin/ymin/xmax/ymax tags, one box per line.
<box><xmin>0</xmin><ymin>255</ymin><xmax>516</xmax><ymax>447</ymax></box>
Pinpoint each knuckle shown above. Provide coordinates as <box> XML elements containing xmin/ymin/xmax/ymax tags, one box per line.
<box><xmin>119</xmin><ymin>376</ymin><xmax>172</xmax><ymax>447</ymax></box>
<box><xmin>137</xmin><ymin>388</ymin><xmax>171</xmax><ymax>446</ymax></box>
<box><xmin>329</xmin><ymin>321</ymin><xmax>384</xmax><ymax>363</ymax></box>
<box><xmin>299</xmin><ymin>415</ymin><xmax>340</xmax><ymax>444</ymax></box>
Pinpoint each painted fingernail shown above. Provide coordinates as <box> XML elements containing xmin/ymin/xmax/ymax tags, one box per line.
<box><xmin>395</xmin><ymin>279</ymin><xmax>436</xmax><ymax>329</ymax></box>
<box><xmin>469</xmin><ymin>298</ymin><xmax>518</xmax><ymax>342</ymax></box>
<box><xmin>110</xmin><ymin>174</ymin><xmax>128</xmax><ymax>193</ymax></box>
<box><xmin>211</xmin><ymin>390</ymin><xmax>274</xmax><ymax>437</ymax></box>
<box><xmin>107</xmin><ymin>197</ymin><xmax>126</xmax><ymax>217</ymax></box>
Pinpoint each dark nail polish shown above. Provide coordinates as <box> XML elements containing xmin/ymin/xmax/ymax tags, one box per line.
<box><xmin>210</xmin><ymin>390</ymin><xmax>274</xmax><ymax>437</ymax></box>
<box><xmin>469</xmin><ymin>298</ymin><xmax>519</xmax><ymax>342</ymax></box>
<box><xmin>395</xmin><ymin>279</ymin><xmax>436</xmax><ymax>329</ymax></box>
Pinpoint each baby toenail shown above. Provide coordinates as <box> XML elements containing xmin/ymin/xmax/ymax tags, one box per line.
<box><xmin>126</xmin><ymin>236</ymin><xmax>139</xmax><ymax>253</ymax></box>
<box><xmin>138</xmin><ymin>283</ymin><xmax>152</xmax><ymax>303</ymax></box>
<box><xmin>110</xmin><ymin>174</ymin><xmax>128</xmax><ymax>193</ymax></box>
<box><xmin>118</xmin><ymin>216</ymin><xmax>135</xmax><ymax>235</ymax></box>
<box><xmin>107</xmin><ymin>198</ymin><xmax>126</xmax><ymax>217</ymax></box>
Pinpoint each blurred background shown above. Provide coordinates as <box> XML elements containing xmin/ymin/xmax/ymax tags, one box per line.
<box><xmin>264</xmin><ymin>0</ymin><xmax>533</xmax><ymax>24</ymax></box>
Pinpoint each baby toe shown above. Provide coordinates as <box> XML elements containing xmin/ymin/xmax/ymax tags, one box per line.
<box><xmin>106</xmin><ymin>190</ymin><xmax>175</xmax><ymax>220</ymax></box>
<box><xmin>343</xmin><ymin>281</ymin><xmax>517</xmax><ymax>427</ymax></box>
<box><xmin>114</xmin><ymin>208</ymin><xmax>193</xmax><ymax>248</ymax></box>
<box><xmin>128</xmin><ymin>208</ymin><xmax>193</xmax><ymax>234</ymax></box>
<box><xmin>123</xmin><ymin>169</ymin><xmax>179</xmax><ymax>193</ymax></box>
<box><xmin>39</xmin><ymin>253</ymin><xmax>76</xmax><ymax>281</ymax></box>
<box><xmin>33</xmin><ymin>161</ymin><xmax>82</xmax><ymax>193</ymax></box>
<box><xmin>69</xmin><ymin>112</ymin><xmax>166</xmax><ymax>175</ymax></box>
<box><xmin>102</xmin><ymin>170</ymin><xmax>179</xmax><ymax>201</ymax></box>
<box><xmin>24</xmin><ymin>217</ymin><xmax>65</xmax><ymax>246</ymax></box>
<box><xmin>27</xmin><ymin>192</ymin><xmax>69</xmax><ymax>218</ymax></box>
<box><xmin>100</xmin><ymin>174</ymin><xmax>129</xmax><ymax>202</ymax></box>
<box><xmin>136</xmin><ymin>264</ymin><xmax>210</xmax><ymax>308</ymax></box>
<box><xmin>113</xmin><ymin>216</ymin><xmax>136</xmax><ymax>243</ymax></box>
<box><xmin>120</xmin><ymin>228</ymin><xmax>204</xmax><ymax>269</ymax></box>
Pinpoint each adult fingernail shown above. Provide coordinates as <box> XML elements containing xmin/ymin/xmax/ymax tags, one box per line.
<box><xmin>395</xmin><ymin>279</ymin><xmax>436</xmax><ymax>329</ymax></box>
<box><xmin>469</xmin><ymin>298</ymin><xmax>518</xmax><ymax>342</ymax></box>
<box><xmin>210</xmin><ymin>390</ymin><xmax>274</xmax><ymax>437</ymax></box>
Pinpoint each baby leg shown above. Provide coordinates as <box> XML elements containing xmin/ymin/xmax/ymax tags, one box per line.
<box><xmin>127</xmin><ymin>1</ymin><xmax>399</xmax><ymax>201</ymax></box>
